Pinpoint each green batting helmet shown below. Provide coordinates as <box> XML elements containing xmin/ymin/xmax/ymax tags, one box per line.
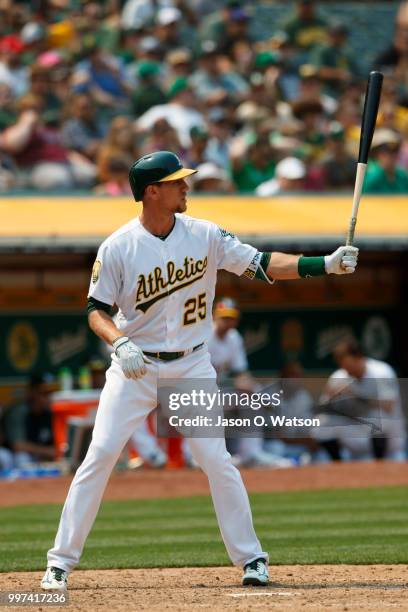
<box><xmin>129</xmin><ymin>151</ymin><xmax>197</xmax><ymax>201</ymax></box>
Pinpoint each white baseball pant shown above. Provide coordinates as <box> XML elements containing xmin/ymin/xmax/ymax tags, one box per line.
<box><xmin>47</xmin><ymin>348</ymin><xmax>267</xmax><ymax>572</ymax></box>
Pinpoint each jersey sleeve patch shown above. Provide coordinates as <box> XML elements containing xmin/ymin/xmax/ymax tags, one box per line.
<box><xmin>243</xmin><ymin>251</ymin><xmax>261</xmax><ymax>279</ymax></box>
<box><xmin>91</xmin><ymin>259</ymin><xmax>102</xmax><ymax>284</ymax></box>
<box><xmin>218</xmin><ymin>227</ymin><xmax>236</xmax><ymax>240</ymax></box>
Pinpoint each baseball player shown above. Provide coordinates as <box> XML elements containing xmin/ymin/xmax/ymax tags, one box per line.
<box><xmin>41</xmin><ymin>151</ymin><xmax>358</xmax><ymax>590</ymax></box>
<box><xmin>206</xmin><ymin>297</ymin><xmax>287</xmax><ymax>467</ymax></box>
<box><xmin>318</xmin><ymin>339</ymin><xmax>406</xmax><ymax>460</ymax></box>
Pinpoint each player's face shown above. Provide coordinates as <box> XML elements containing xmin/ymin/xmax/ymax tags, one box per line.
<box><xmin>156</xmin><ymin>178</ymin><xmax>189</xmax><ymax>213</ymax></box>
<box><xmin>216</xmin><ymin>316</ymin><xmax>238</xmax><ymax>334</ymax></box>
<box><xmin>335</xmin><ymin>353</ymin><xmax>365</xmax><ymax>378</ymax></box>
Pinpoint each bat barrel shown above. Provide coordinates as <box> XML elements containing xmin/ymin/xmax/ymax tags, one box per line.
<box><xmin>358</xmin><ymin>71</ymin><xmax>383</xmax><ymax>164</ymax></box>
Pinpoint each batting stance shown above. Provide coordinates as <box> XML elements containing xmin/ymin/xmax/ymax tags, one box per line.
<box><xmin>41</xmin><ymin>151</ymin><xmax>358</xmax><ymax>590</ymax></box>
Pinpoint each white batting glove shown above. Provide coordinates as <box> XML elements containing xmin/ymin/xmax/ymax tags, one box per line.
<box><xmin>112</xmin><ymin>337</ymin><xmax>151</xmax><ymax>380</ymax></box>
<box><xmin>324</xmin><ymin>246</ymin><xmax>359</xmax><ymax>275</ymax></box>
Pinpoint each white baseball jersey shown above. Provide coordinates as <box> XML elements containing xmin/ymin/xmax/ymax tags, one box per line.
<box><xmin>88</xmin><ymin>214</ymin><xmax>260</xmax><ymax>351</ymax></box>
<box><xmin>208</xmin><ymin>326</ymin><xmax>248</xmax><ymax>378</ymax></box>
<box><xmin>328</xmin><ymin>358</ymin><xmax>405</xmax><ymax>437</ymax></box>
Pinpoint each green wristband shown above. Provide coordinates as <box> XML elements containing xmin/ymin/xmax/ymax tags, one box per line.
<box><xmin>298</xmin><ymin>256</ymin><xmax>326</xmax><ymax>278</ymax></box>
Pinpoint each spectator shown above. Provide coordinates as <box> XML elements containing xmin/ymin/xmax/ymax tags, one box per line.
<box><xmin>191</xmin><ymin>162</ymin><xmax>234</xmax><ymax>193</ymax></box>
<box><xmin>199</xmin><ymin>1</ymin><xmax>254</xmax><ymax>53</ymax></box>
<box><xmin>165</xmin><ymin>48</ymin><xmax>193</xmax><ymax>84</ymax></box>
<box><xmin>319</xmin><ymin>121</ymin><xmax>356</xmax><ymax>190</ymax></box>
<box><xmin>291</xmin><ymin>98</ymin><xmax>327</xmax><ymax>161</ymax></box>
<box><xmin>94</xmin><ymin>155</ymin><xmax>133</xmax><ymax>196</ymax></box>
<box><xmin>29</xmin><ymin>63</ymin><xmax>64</xmax><ymax>126</ymax></box>
<box><xmin>232</xmin><ymin>100</ymin><xmax>270</xmax><ymax>152</ymax></box>
<box><xmin>0</xmin><ymin>0</ymin><xmax>399</xmax><ymax>197</ymax></box>
<box><xmin>135</xmin><ymin>35</ymin><xmax>164</xmax><ymax>63</ymax></box>
<box><xmin>373</xmin><ymin>1</ymin><xmax>408</xmax><ymax>100</ymax></box>
<box><xmin>3</xmin><ymin>374</ymin><xmax>57</xmax><ymax>467</ymax></box>
<box><xmin>334</xmin><ymin>86</ymin><xmax>363</xmax><ymax>145</ymax></box>
<box><xmin>0</xmin><ymin>1</ymin><xmax>29</xmax><ymax>39</ymax></box>
<box><xmin>154</xmin><ymin>7</ymin><xmax>187</xmax><ymax>55</ymax></box>
<box><xmin>97</xmin><ymin>0</ymin><xmax>123</xmax><ymax>54</ymax></box>
<box><xmin>20</xmin><ymin>21</ymin><xmax>48</xmax><ymax>64</ymax></box>
<box><xmin>97</xmin><ymin>115</ymin><xmax>138</xmax><ymax>183</ymax></box>
<box><xmin>136</xmin><ymin>76</ymin><xmax>206</xmax><ymax>147</ymax></box>
<box><xmin>215</xmin><ymin>6</ymin><xmax>252</xmax><ymax>57</ymax></box>
<box><xmin>0</xmin><ymin>33</ymin><xmax>29</xmax><ymax>97</ymax></box>
<box><xmin>37</xmin><ymin>50</ymin><xmax>74</xmax><ymax>106</ymax></box>
<box><xmin>138</xmin><ymin>117</ymin><xmax>183</xmax><ymax>157</ymax></box>
<box><xmin>310</xmin><ymin>21</ymin><xmax>359</xmax><ymax>95</ymax></box>
<box><xmin>131</xmin><ymin>61</ymin><xmax>166</xmax><ymax>117</ymax></box>
<box><xmin>61</xmin><ymin>93</ymin><xmax>104</xmax><ymax>160</ymax></box>
<box><xmin>295</xmin><ymin>64</ymin><xmax>338</xmax><ymax>116</ymax></box>
<box><xmin>0</xmin><ymin>93</ymin><xmax>96</xmax><ymax>190</ymax></box>
<box><xmin>121</xmin><ymin>0</ymin><xmax>155</xmax><ymax>32</ymax></box>
<box><xmin>249</xmin><ymin>51</ymin><xmax>283</xmax><ymax>108</ymax></box>
<box><xmin>72</xmin><ymin>40</ymin><xmax>130</xmax><ymax>119</ymax></box>
<box><xmin>376</xmin><ymin>76</ymin><xmax>408</xmax><ymax>137</ymax></box>
<box><xmin>116</xmin><ymin>27</ymin><xmax>144</xmax><ymax>71</ymax></box>
<box><xmin>182</xmin><ymin>125</ymin><xmax>210</xmax><ymax>168</ymax></box>
<box><xmin>190</xmin><ymin>40</ymin><xmax>248</xmax><ymax>104</ymax></box>
<box><xmin>205</xmin><ymin>106</ymin><xmax>234</xmax><ymax>169</ymax></box>
<box><xmin>256</xmin><ymin>157</ymin><xmax>306</xmax><ymax>196</ymax></box>
<box><xmin>363</xmin><ymin>129</ymin><xmax>408</xmax><ymax>194</ymax></box>
<box><xmin>123</xmin><ymin>34</ymin><xmax>164</xmax><ymax>87</ymax></box>
<box><xmin>0</xmin><ymin>82</ymin><xmax>16</xmax><ymax>130</ymax></box>
<box><xmin>232</xmin><ymin>136</ymin><xmax>277</xmax><ymax>193</ymax></box>
<box><xmin>229</xmin><ymin>38</ymin><xmax>254</xmax><ymax>77</ymax></box>
<box><xmin>279</xmin><ymin>0</ymin><xmax>328</xmax><ymax>65</ymax></box>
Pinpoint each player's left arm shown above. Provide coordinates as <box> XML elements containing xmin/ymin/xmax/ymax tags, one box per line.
<box><xmin>257</xmin><ymin>246</ymin><xmax>359</xmax><ymax>282</ymax></box>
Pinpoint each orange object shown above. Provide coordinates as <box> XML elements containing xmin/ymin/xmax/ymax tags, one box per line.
<box><xmin>51</xmin><ymin>390</ymin><xmax>184</xmax><ymax>466</ymax></box>
<box><xmin>166</xmin><ymin>437</ymin><xmax>184</xmax><ymax>468</ymax></box>
<box><xmin>51</xmin><ymin>391</ymin><xmax>100</xmax><ymax>458</ymax></box>
<box><xmin>47</xmin><ymin>21</ymin><xmax>75</xmax><ymax>48</ymax></box>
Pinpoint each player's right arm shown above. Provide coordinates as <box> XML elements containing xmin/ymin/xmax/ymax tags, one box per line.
<box><xmin>88</xmin><ymin>307</ymin><xmax>123</xmax><ymax>345</ymax></box>
<box><xmin>87</xmin><ymin>244</ymin><xmax>150</xmax><ymax>380</ymax></box>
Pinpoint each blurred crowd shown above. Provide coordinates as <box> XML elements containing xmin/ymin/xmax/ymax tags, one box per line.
<box><xmin>0</xmin><ymin>0</ymin><xmax>407</xmax><ymax>194</ymax></box>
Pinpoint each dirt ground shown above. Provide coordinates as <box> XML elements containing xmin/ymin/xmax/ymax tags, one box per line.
<box><xmin>1</xmin><ymin>462</ymin><xmax>408</xmax><ymax>611</ymax></box>
<box><xmin>1</xmin><ymin>461</ymin><xmax>408</xmax><ymax>508</ymax></box>
<box><xmin>1</xmin><ymin>566</ymin><xmax>407</xmax><ymax>611</ymax></box>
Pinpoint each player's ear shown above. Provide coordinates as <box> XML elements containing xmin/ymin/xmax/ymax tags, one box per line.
<box><xmin>145</xmin><ymin>183</ymin><xmax>161</xmax><ymax>200</ymax></box>
<box><xmin>144</xmin><ymin>184</ymin><xmax>154</xmax><ymax>200</ymax></box>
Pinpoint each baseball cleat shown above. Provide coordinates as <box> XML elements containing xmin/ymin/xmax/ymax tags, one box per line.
<box><xmin>41</xmin><ymin>566</ymin><xmax>68</xmax><ymax>590</ymax></box>
<box><xmin>242</xmin><ymin>558</ymin><xmax>269</xmax><ymax>586</ymax></box>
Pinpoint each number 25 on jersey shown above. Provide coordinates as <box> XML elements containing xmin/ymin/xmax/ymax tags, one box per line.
<box><xmin>183</xmin><ymin>292</ymin><xmax>206</xmax><ymax>326</ymax></box>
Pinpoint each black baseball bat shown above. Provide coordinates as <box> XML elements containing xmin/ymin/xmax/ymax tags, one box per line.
<box><xmin>346</xmin><ymin>71</ymin><xmax>383</xmax><ymax>245</ymax></box>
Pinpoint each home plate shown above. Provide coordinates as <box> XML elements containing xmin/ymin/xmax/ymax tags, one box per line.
<box><xmin>228</xmin><ymin>592</ymin><xmax>295</xmax><ymax>597</ymax></box>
